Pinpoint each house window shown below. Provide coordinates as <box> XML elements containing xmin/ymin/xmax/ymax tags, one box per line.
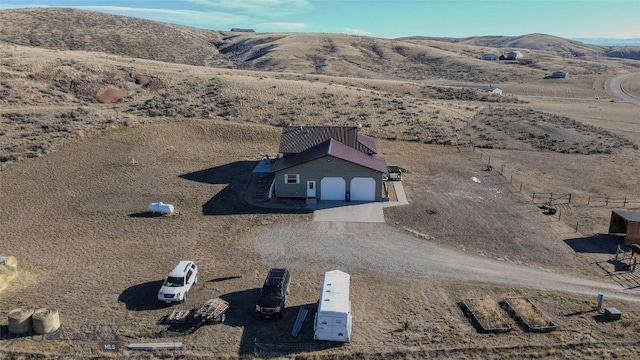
<box><xmin>285</xmin><ymin>174</ymin><xmax>299</xmax><ymax>184</ymax></box>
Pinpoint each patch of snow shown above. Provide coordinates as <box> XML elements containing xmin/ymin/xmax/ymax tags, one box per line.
<box><xmin>471</xmin><ymin>177</ymin><xmax>481</xmax><ymax>183</ymax></box>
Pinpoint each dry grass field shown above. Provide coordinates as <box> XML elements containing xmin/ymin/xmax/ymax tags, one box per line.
<box><xmin>2</xmin><ymin>8</ymin><xmax>640</xmax><ymax>360</ymax></box>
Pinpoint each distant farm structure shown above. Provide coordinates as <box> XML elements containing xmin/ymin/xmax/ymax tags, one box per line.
<box><xmin>451</xmin><ymin>84</ymin><xmax>503</xmax><ymax>95</ymax></box>
<box><xmin>483</xmin><ymin>50</ymin><xmax>528</xmax><ymax>62</ymax></box>
<box><xmin>506</xmin><ymin>50</ymin><xmax>524</xmax><ymax>60</ymax></box>
<box><xmin>230</xmin><ymin>28</ymin><xmax>255</xmax><ymax>32</ymax></box>
<box><xmin>609</xmin><ymin>210</ymin><xmax>640</xmax><ymax>246</ymax></box>
<box><xmin>481</xmin><ymin>53</ymin><xmax>499</xmax><ymax>61</ymax></box>
<box><xmin>548</xmin><ymin>69</ymin><xmax>569</xmax><ymax>79</ymax></box>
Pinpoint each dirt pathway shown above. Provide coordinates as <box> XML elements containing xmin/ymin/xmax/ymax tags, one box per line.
<box><xmin>256</xmin><ymin>222</ymin><xmax>640</xmax><ymax>303</ymax></box>
<box><xmin>607</xmin><ymin>73</ymin><xmax>640</xmax><ymax>105</ymax></box>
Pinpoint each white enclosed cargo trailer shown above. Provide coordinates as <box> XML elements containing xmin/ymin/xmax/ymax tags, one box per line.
<box><xmin>313</xmin><ymin>270</ymin><xmax>352</xmax><ymax>342</ymax></box>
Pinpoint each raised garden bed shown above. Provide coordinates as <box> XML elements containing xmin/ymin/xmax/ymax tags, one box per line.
<box><xmin>500</xmin><ymin>297</ymin><xmax>557</xmax><ymax>333</ymax></box>
<box><xmin>458</xmin><ymin>298</ymin><xmax>511</xmax><ymax>333</ymax></box>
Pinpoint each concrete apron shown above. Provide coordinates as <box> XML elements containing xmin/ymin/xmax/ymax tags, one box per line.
<box><xmin>312</xmin><ymin>181</ymin><xmax>408</xmax><ymax>223</ymax></box>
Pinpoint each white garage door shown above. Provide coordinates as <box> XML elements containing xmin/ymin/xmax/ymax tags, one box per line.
<box><xmin>350</xmin><ymin>177</ymin><xmax>376</xmax><ymax>201</ymax></box>
<box><xmin>320</xmin><ymin>177</ymin><xmax>346</xmax><ymax>200</ymax></box>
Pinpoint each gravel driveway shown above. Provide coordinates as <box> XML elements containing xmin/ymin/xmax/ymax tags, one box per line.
<box><xmin>256</xmin><ymin>221</ymin><xmax>640</xmax><ymax>303</ymax></box>
<box><xmin>607</xmin><ymin>73</ymin><xmax>640</xmax><ymax>105</ymax></box>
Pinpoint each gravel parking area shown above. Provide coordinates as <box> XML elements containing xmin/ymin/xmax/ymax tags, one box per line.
<box><xmin>255</xmin><ymin>219</ymin><xmax>640</xmax><ymax>303</ymax></box>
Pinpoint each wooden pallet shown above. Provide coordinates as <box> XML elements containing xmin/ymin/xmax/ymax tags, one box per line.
<box><xmin>165</xmin><ymin>310</ymin><xmax>191</xmax><ymax>324</ymax></box>
<box><xmin>192</xmin><ymin>298</ymin><xmax>229</xmax><ymax>324</ymax></box>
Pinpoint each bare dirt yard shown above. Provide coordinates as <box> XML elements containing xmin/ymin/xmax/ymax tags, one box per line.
<box><xmin>1</xmin><ymin>120</ymin><xmax>640</xmax><ymax>359</ymax></box>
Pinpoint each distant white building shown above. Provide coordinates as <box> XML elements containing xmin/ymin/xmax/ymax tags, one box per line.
<box><xmin>481</xmin><ymin>53</ymin><xmax>499</xmax><ymax>61</ymax></box>
<box><xmin>451</xmin><ymin>85</ymin><xmax>503</xmax><ymax>95</ymax></box>
<box><xmin>506</xmin><ymin>50</ymin><xmax>524</xmax><ymax>60</ymax></box>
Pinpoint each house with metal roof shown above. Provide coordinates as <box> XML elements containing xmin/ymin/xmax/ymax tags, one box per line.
<box><xmin>549</xmin><ymin>69</ymin><xmax>569</xmax><ymax>79</ymax></box>
<box><xmin>609</xmin><ymin>209</ymin><xmax>640</xmax><ymax>245</ymax></box>
<box><xmin>481</xmin><ymin>53</ymin><xmax>499</xmax><ymax>61</ymax></box>
<box><xmin>271</xmin><ymin>126</ymin><xmax>388</xmax><ymax>202</ymax></box>
<box><xmin>506</xmin><ymin>50</ymin><xmax>524</xmax><ymax>60</ymax></box>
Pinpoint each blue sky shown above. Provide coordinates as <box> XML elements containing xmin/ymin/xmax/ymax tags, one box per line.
<box><xmin>1</xmin><ymin>1</ymin><xmax>638</xmax><ymax>39</ymax></box>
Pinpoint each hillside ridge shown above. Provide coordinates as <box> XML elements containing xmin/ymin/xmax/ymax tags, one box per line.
<box><xmin>1</xmin><ymin>7</ymin><xmax>638</xmax><ymax>76</ymax></box>
<box><xmin>399</xmin><ymin>33</ymin><xmax>640</xmax><ymax>60</ymax></box>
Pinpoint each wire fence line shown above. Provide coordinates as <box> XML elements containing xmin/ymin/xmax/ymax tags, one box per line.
<box><xmin>253</xmin><ymin>339</ymin><xmax>341</xmax><ymax>354</ymax></box>
<box><xmin>454</xmin><ymin>144</ymin><xmax>640</xmax><ymax>210</ymax></box>
<box><xmin>586</xmin><ymin>196</ymin><xmax>640</xmax><ymax>208</ymax></box>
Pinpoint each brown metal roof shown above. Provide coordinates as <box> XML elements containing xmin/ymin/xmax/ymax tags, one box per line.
<box><xmin>612</xmin><ymin>209</ymin><xmax>640</xmax><ymax>223</ymax></box>
<box><xmin>357</xmin><ymin>133</ymin><xmax>377</xmax><ymax>154</ymax></box>
<box><xmin>271</xmin><ymin>139</ymin><xmax>388</xmax><ymax>173</ymax></box>
<box><xmin>278</xmin><ymin>126</ymin><xmax>376</xmax><ymax>155</ymax></box>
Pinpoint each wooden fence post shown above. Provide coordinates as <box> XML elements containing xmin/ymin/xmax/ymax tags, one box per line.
<box><xmin>558</xmin><ymin>210</ymin><xmax>561</xmax><ymax>221</ymax></box>
<box><xmin>501</xmin><ymin>165</ymin><xmax>504</xmax><ymax>174</ymax></box>
<box><xmin>606</xmin><ymin>197</ymin><xmax>609</xmax><ymax>206</ymax></box>
<box><xmin>575</xmin><ymin>222</ymin><xmax>579</xmax><ymax>232</ymax></box>
<box><xmin>519</xmin><ymin>183</ymin><xmax>522</xmax><ymax>192</ymax></box>
<box><xmin>569</xmin><ymin>193</ymin><xmax>572</xmax><ymax>204</ymax></box>
<box><xmin>588</xmin><ymin>195</ymin><xmax>591</xmax><ymax>205</ymax></box>
<box><xmin>510</xmin><ymin>174</ymin><xmax>513</xmax><ymax>183</ymax></box>
<box><xmin>550</xmin><ymin>193</ymin><xmax>554</xmax><ymax>202</ymax></box>
<box><xmin>624</xmin><ymin>197</ymin><xmax>627</xmax><ymax>207</ymax></box>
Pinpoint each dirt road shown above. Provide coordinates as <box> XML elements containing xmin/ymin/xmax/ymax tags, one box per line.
<box><xmin>606</xmin><ymin>73</ymin><xmax>640</xmax><ymax>105</ymax></box>
<box><xmin>256</xmin><ymin>222</ymin><xmax>640</xmax><ymax>303</ymax></box>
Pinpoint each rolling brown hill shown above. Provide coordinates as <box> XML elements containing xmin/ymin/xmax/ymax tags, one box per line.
<box><xmin>0</xmin><ymin>8</ymin><xmax>225</xmax><ymax>66</ymax></box>
<box><xmin>1</xmin><ymin>7</ymin><xmax>639</xmax><ymax>165</ymax></box>
<box><xmin>2</xmin><ymin>7</ymin><xmax>631</xmax><ymax>83</ymax></box>
<box><xmin>403</xmin><ymin>33</ymin><xmax>640</xmax><ymax>60</ymax></box>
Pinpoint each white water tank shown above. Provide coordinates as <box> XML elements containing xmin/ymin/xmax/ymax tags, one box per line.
<box><xmin>148</xmin><ymin>202</ymin><xmax>175</xmax><ymax>214</ymax></box>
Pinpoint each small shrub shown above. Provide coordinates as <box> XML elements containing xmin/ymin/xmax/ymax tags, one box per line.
<box><xmin>403</xmin><ymin>320</ymin><xmax>412</xmax><ymax>331</ymax></box>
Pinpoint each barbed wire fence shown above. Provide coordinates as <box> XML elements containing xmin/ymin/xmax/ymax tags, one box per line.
<box><xmin>452</xmin><ymin>143</ymin><xmax>640</xmax><ymax>232</ymax></box>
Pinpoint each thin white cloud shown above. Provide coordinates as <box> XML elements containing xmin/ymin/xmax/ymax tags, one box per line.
<box><xmin>344</xmin><ymin>28</ymin><xmax>372</xmax><ymax>36</ymax></box>
<box><xmin>258</xmin><ymin>22</ymin><xmax>307</xmax><ymax>30</ymax></box>
<box><xmin>183</xmin><ymin>0</ymin><xmax>311</xmax><ymax>16</ymax></box>
<box><xmin>0</xmin><ymin>3</ymin><xmax>51</xmax><ymax>9</ymax></box>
